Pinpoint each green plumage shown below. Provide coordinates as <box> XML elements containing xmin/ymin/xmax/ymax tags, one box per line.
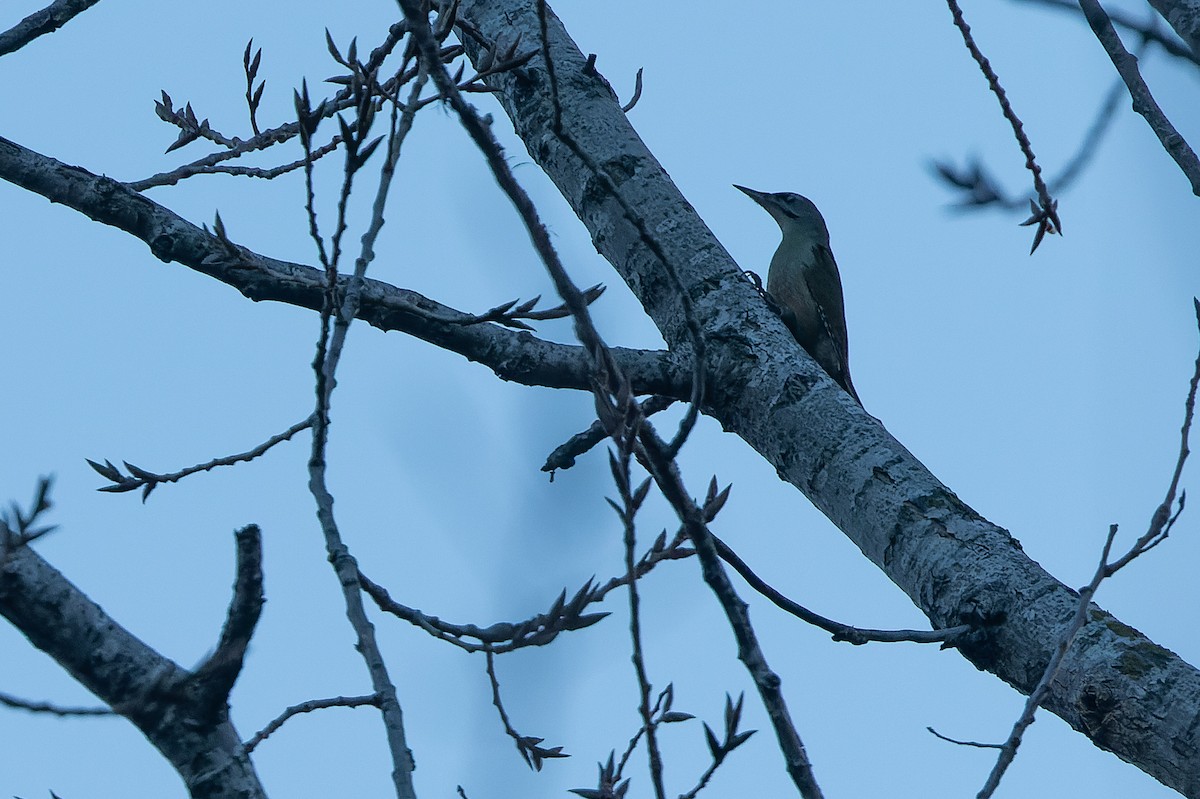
<box><xmin>736</xmin><ymin>185</ymin><xmax>860</xmax><ymax>405</ymax></box>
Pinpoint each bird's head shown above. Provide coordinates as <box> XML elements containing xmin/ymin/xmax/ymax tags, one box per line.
<box><xmin>734</xmin><ymin>185</ymin><xmax>830</xmax><ymax>245</ymax></box>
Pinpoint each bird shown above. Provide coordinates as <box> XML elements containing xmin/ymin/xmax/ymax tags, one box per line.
<box><xmin>734</xmin><ymin>185</ymin><xmax>860</xmax><ymax>405</ymax></box>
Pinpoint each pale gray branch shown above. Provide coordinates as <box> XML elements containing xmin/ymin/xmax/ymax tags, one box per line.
<box><xmin>455</xmin><ymin>1</ymin><xmax>1200</xmax><ymax>793</ymax></box>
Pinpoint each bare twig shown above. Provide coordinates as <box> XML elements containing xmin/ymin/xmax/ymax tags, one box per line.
<box><xmin>971</xmin><ymin>299</ymin><xmax>1200</xmax><ymax>798</ymax></box>
<box><xmin>193</xmin><ymin>525</ymin><xmax>265</xmax><ymax>717</ymax></box>
<box><xmin>932</xmin><ymin>64</ymin><xmax>1128</xmax><ymax>211</ymax></box>
<box><xmin>1077</xmin><ymin>0</ymin><xmax>1200</xmax><ymax>195</ymax></box>
<box><xmin>360</xmin><ymin>569</ymin><xmax>612</xmax><ymax>653</ymax></box>
<box><xmin>155</xmin><ymin>92</ymin><xmax>239</xmax><ymax>152</ymax></box>
<box><xmin>608</xmin><ymin>434</ymin><xmax>666</xmax><ymax>799</ymax></box>
<box><xmin>131</xmin><ymin>38</ymin><xmax>462</xmax><ymax>190</ymax></box>
<box><xmin>426</xmin><ymin>283</ymin><xmax>605</xmax><ymax>331</ymax></box>
<box><xmin>612</xmin><ymin>685</ymin><xmax>682</xmax><ymax>781</ymax></box>
<box><xmin>0</xmin><ymin>476</ymin><xmax>57</xmax><ymax>552</ymax></box>
<box><xmin>678</xmin><ymin>693</ymin><xmax>757</xmax><ymax>799</ymax></box>
<box><xmin>299</xmin><ymin>38</ymin><xmax>430</xmax><ymax>799</ymax></box>
<box><xmin>572</xmin><ymin>752</ymin><xmax>630</xmax><ymax>799</ymax></box>
<box><xmin>621</xmin><ymin>67</ymin><xmax>644</xmax><ymax>113</ymax></box>
<box><xmin>275</xmin><ymin>26</ymin><xmax>546</xmax><ymax>795</ymax></box>
<box><xmin>714</xmin><ymin>534</ymin><xmax>974</xmax><ymax>645</ymax></box>
<box><xmin>484</xmin><ymin>649</ymin><xmax>568</xmax><ymax>770</ymax></box>
<box><xmin>927</xmin><ymin>727</ymin><xmax>1003</xmax><ymax>749</ymax></box>
<box><xmin>633</xmin><ymin>427</ymin><xmax>824</xmax><ymax>799</ymax></box>
<box><xmin>946</xmin><ymin>0</ymin><xmax>1062</xmax><ymax>251</ymax></box>
<box><xmin>1102</xmin><ymin>298</ymin><xmax>1200</xmax><ymax>576</ymax></box>
<box><xmin>87</xmin><ymin>414</ymin><xmax>315</xmax><ymax>501</ymax></box>
<box><xmin>242</xmin><ymin>694</ymin><xmax>380</xmax><ymax>753</ymax></box>
<box><xmin>243</xmin><ymin>39</ymin><xmax>265</xmax><ymax>137</ymax></box>
<box><xmin>542</xmin><ymin>395</ymin><xmax>676</xmax><ymax>475</ymax></box>
<box><xmin>0</xmin><ymin>690</ymin><xmax>112</xmax><ymax>717</ymax></box>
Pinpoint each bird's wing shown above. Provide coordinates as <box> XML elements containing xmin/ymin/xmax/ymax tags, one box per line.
<box><xmin>805</xmin><ymin>246</ymin><xmax>850</xmax><ymax>362</ymax></box>
<box><xmin>803</xmin><ymin>244</ymin><xmax>859</xmax><ymax>402</ymax></box>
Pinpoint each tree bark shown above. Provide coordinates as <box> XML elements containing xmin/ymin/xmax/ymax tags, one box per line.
<box><xmin>455</xmin><ymin>0</ymin><xmax>1200</xmax><ymax>794</ymax></box>
<box><xmin>1148</xmin><ymin>0</ymin><xmax>1200</xmax><ymax>59</ymax></box>
<box><xmin>0</xmin><ymin>2</ymin><xmax>1196</xmax><ymax>794</ymax></box>
<box><xmin>0</xmin><ymin>544</ymin><xmax>267</xmax><ymax>799</ymax></box>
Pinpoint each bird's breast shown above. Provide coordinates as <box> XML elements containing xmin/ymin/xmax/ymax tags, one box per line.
<box><xmin>766</xmin><ymin>248</ymin><xmax>821</xmax><ymax>347</ymax></box>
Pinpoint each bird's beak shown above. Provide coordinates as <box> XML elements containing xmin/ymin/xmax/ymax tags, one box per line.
<box><xmin>733</xmin><ymin>184</ymin><xmax>768</xmax><ymax>208</ymax></box>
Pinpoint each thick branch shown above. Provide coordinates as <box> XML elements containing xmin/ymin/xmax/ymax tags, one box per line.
<box><xmin>0</xmin><ymin>0</ymin><xmax>101</xmax><ymax>56</ymax></box>
<box><xmin>456</xmin><ymin>0</ymin><xmax>1200</xmax><ymax>794</ymax></box>
<box><xmin>0</xmin><ymin>134</ymin><xmax>689</xmax><ymax>399</ymax></box>
<box><xmin>0</xmin><ymin>543</ymin><xmax>266</xmax><ymax>798</ymax></box>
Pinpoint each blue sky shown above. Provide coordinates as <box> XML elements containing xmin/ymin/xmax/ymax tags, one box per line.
<box><xmin>1</xmin><ymin>1</ymin><xmax>1197</xmax><ymax>797</ymax></box>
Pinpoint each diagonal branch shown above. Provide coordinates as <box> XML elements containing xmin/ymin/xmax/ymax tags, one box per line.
<box><xmin>1145</xmin><ymin>0</ymin><xmax>1200</xmax><ymax>57</ymax></box>
<box><xmin>0</xmin><ymin>541</ymin><xmax>267</xmax><ymax>797</ymax></box>
<box><xmin>455</xmin><ymin>0</ymin><xmax>1200</xmax><ymax>793</ymax></box>
<box><xmin>1078</xmin><ymin>0</ymin><xmax>1200</xmax><ymax>194</ymax></box>
<box><xmin>0</xmin><ymin>0</ymin><xmax>102</xmax><ymax>57</ymax></box>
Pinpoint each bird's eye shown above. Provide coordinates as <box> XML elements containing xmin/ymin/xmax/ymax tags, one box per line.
<box><xmin>778</xmin><ymin>194</ymin><xmax>804</xmax><ymax>216</ymax></box>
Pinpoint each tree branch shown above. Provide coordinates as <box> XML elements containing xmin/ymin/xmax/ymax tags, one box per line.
<box><xmin>1145</xmin><ymin>0</ymin><xmax>1200</xmax><ymax>58</ymax></box>
<box><xmin>454</xmin><ymin>0</ymin><xmax>1200</xmax><ymax>793</ymax></box>
<box><xmin>193</xmin><ymin>525</ymin><xmax>266</xmax><ymax>717</ymax></box>
<box><xmin>1012</xmin><ymin>0</ymin><xmax>1200</xmax><ymax>66</ymax></box>
<box><xmin>0</xmin><ymin>541</ymin><xmax>267</xmax><ymax>797</ymax></box>
<box><xmin>0</xmin><ymin>134</ymin><xmax>689</xmax><ymax>398</ymax></box>
<box><xmin>1079</xmin><ymin>0</ymin><xmax>1200</xmax><ymax>194</ymax></box>
<box><xmin>0</xmin><ymin>0</ymin><xmax>101</xmax><ymax>57</ymax></box>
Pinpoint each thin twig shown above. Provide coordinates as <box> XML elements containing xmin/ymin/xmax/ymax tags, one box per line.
<box><xmin>927</xmin><ymin>727</ymin><xmax>1003</xmax><ymax>749</ymax></box>
<box><xmin>542</xmin><ymin>395</ymin><xmax>676</xmax><ymax>475</ymax></box>
<box><xmin>0</xmin><ymin>476</ymin><xmax>57</xmax><ymax>551</ymax></box>
<box><xmin>360</xmin><ymin>568</ymin><xmax>611</xmax><ymax>653</ymax></box>
<box><xmin>301</xmin><ymin>44</ymin><xmax>430</xmax><ymax>799</ymax></box>
<box><xmin>621</xmin><ymin>67</ymin><xmax>644</xmax><ymax>112</ymax></box>
<box><xmin>609</xmin><ymin>440</ymin><xmax>666</xmax><ymax>799</ymax></box>
<box><xmin>243</xmin><ymin>39</ymin><xmax>264</xmax><ymax>137</ymax></box>
<box><xmin>484</xmin><ymin>649</ymin><xmax>568</xmax><ymax>770</ymax></box>
<box><xmin>946</xmin><ymin>0</ymin><xmax>1062</xmax><ymax>251</ymax></box>
<box><xmin>972</xmin><ymin>299</ymin><xmax>1200</xmax><ymax>798</ymax></box>
<box><xmin>242</xmin><ymin>694</ymin><xmax>380</xmax><ymax>753</ymax></box>
<box><xmin>634</xmin><ymin>426</ymin><xmax>825</xmax><ymax>799</ymax></box>
<box><xmin>131</xmin><ymin>41</ymin><xmax>460</xmax><ymax>191</ymax></box>
<box><xmin>613</xmin><ymin>686</ymin><xmax>676</xmax><ymax>781</ymax></box>
<box><xmin>0</xmin><ymin>690</ymin><xmax>113</xmax><ymax>717</ymax></box>
<box><xmin>932</xmin><ymin>64</ymin><xmax>1129</xmax><ymax>211</ymax></box>
<box><xmin>714</xmin><ymin>534</ymin><xmax>974</xmax><ymax>645</ymax></box>
<box><xmin>87</xmin><ymin>414</ymin><xmax>315</xmax><ymax>501</ymax></box>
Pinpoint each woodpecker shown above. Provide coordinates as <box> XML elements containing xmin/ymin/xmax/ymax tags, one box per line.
<box><xmin>735</xmin><ymin>185</ymin><xmax>860</xmax><ymax>405</ymax></box>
